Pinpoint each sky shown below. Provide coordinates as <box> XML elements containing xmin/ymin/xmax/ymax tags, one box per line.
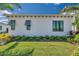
<box><xmin>0</xmin><ymin>3</ymin><xmax>78</xmax><ymax>22</ymax></box>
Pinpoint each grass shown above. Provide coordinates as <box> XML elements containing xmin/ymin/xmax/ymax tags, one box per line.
<box><xmin>0</xmin><ymin>42</ymin><xmax>77</xmax><ymax>56</ymax></box>
<box><xmin>0</xmin><ymin>42</ymin><xmax>17</xmax><ymax>52</ymax></box>
<box><xmin>72</xmin><ymin>46</ymin><xmax>79</xmax><ymax>56</ymax></box>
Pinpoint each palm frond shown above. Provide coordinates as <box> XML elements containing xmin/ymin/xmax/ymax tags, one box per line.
<box><xmin>0</xmin><ymin>3</ymin><xmax>21</xmax><ymax>10</ymax></box>
<box><xmin>61</xmin><ymin>4</ymin><xmax>79</xmax><ymax>12</ymax></box>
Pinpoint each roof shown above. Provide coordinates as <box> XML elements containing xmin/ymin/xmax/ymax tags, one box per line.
<box><xmin>4</xmin><ymin>14</ymin><xmax>75</xmax><ymax>17</ymax></box>
<box><xmin>0</xmin><ymin>22</ymin><xmax>8</xmax><ymax>25</ymax></box>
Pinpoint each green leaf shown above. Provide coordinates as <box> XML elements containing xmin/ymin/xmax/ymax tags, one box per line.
<box><xmin>0</xmin><ymin>3</ymin><xmax>21</xmax><ymax>11</ymax></box>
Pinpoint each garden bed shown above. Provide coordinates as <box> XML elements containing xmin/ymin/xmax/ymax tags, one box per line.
<box><xmin>11</xmin><ymin>36</ymin><xmax>69</xmax><ymax>41</ymax></box>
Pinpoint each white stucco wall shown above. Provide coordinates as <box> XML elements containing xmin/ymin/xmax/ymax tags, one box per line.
<box><xmin>0</xmin><ymin>23</ymin><xmax>8</xmax><ymax>33</ymax></box>
<box><xmin>6</xmin><ymin>14</ymin><xmax>75</xmax><ymax>36</ymax></box>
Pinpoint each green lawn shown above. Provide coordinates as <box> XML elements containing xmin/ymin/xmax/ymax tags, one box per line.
<box><xmin>0</xmin><ymin>42</ymin><xmax>77</xmax><ymax>56</ymax></box>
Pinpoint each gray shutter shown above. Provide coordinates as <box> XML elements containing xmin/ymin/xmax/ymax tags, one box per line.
<box><xmin>8</xmin><ymin>20</ymin><xmax>16</xmax><ymax>25</ymax></box>
<box><xmin>25</xmin><ymin>20</ymin><xmax>31</xmax><ymax>25</ymax></box>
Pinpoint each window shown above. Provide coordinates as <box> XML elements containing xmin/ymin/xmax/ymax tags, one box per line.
<box><xmin>0</xmin><ymin>26</ymin><xmax>2</xmax><ymax>30</ymax></box>
<box><xmin>9</xmin><ymin>20</ymin><xmax>16</xmax><ymax>30</ymax></box>
<box><xmin>53</xmin><ymin>21</ymin><xmax>64</xmax><ymax>31</ymax></box>
<box><xmin>25</xmin><ymin>20</ymin><xmax>31</xmax><ymax>30</ymax></box>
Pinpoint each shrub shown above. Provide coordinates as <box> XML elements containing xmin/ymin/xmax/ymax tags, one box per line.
<box><xmin>0</xmin><ymin>33</ymin><xmax>11</xmax><ymax>45</ymax></box>
<box><xmin>67</xmin><ymin>38</ymin><xmax>74</xmax><ymax>43</ymax></box>
<box><xmin>60</xmin><ymin>36</ymin><xmax>68</xmax><ymax>41</ymax></box>
<box><xmin>12</xmin><ymin>36</ymin><xmax>68</xmax><ymax>41</ymax></box>
<box><xmin>11</xmin><ymin>36</ymin><xmax>15</xmax><ymax>41</ymax></box>
<box><xmin>74</xmin><ymin>34</ymin><xmax>79</xmax><ymax>43</ymax></box>
<box><xmin>14</xmin><ymin>36</ymin><xmax>22</xmax><ymax>41</ymax></box>
<box><xmin>20</xmin><ymin>36</ymin><xmax>26</xmax><ymax>41</ymax></box>
<box><xmin>67</xmin><ymin>34</ymin><xmax>79</xmax><ymax>44</ymax></box>
<box><xmin>38</xmin><ymin>36</ymin><xmax>44</xmax><ymax>41</ymax></box>
<box><xmin>25</xmin><ymin>36</ymin><xmax>32</xmax><ymax>41</ymax></box>
<box><xmin>43</xmin><ymin>36</ymin><xmax>50</xmax><ymax>41</ymax></box>
<box><xmin>31</xmin><ymin>36</ymin><xmax>37</xmax><ymax>41</ymax></box>
<box><xmin>34</xmin><ymin>36</ymin><xmax>41</xmax><ymax>41</ymax></box>
<box><xmin>49</xmin><ymin>36</ymin><xmax>68</xmax><ymax>41</ymax></box>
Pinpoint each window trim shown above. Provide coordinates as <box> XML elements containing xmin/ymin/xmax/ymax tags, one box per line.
<box><xmin>52</xmin><ymin>20</ymin><xmax>64</xmax><ymax>32</ymax></box>
<box><xmin>25</xmin><ymin>20</ymin><xmax>31</xmax><ymax>30</ymax></box>
<box><xmin>0</xmin><ymin>26</ymin><xmax>2</xmax><ymax>30</ymax></box>
<box><xmin>10</xmin><ymin>20</ymin><xmax>16</xmax><ymax>30</ymax></box>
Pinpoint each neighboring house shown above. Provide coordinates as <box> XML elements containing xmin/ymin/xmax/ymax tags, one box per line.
<box><xmin>0</xmin><ymin>22</ymin><xmax>8</xmax><ymax>33</ymax></box>
<box><xmin>4</xmin><ymin>14</ymin><xmax>75</xmax><ymax>36</ymax></box>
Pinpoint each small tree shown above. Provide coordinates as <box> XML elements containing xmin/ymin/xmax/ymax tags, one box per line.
<box><xmin>72</xmin><ymin>15</ymin><xmax>79</xmax><ymax>32</ymax></box>
<box><xmin>62</xmin><ymin>4</ymin><xmax>79</xmax><ymax>32</ymax></box>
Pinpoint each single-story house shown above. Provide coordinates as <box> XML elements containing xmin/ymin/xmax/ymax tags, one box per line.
<box><xmin>0</xmin><ymin>22</ymin><xmax>8</xmax><ymax>33</ymax></box>
<box><xmin>4</xmin><ymin>14</ymin><xmax>75</xmax><ymax>36</ymax></box>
